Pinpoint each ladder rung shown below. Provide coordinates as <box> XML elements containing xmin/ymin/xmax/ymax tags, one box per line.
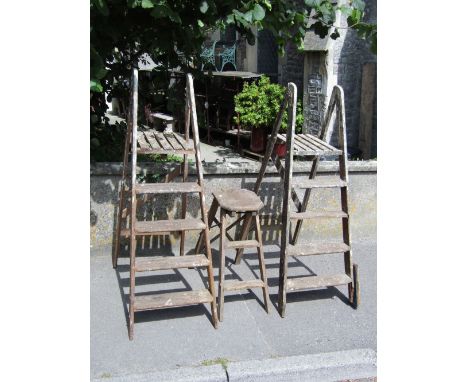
<box><xmin>134</xmin><ymin>289</ymin><xmax>213</xmax><ymax>312</ymax></box>
<box><xmin>120</xmin><ymin>218</ymin><xmax>206</xmax><ymax>237</ymax></box>
<box><xmin>293</xmin><ymin>178</ymin><xmax>347</xmax><ymax>189</ymax></box>
<box><xmin>226</xmin><ymin>240</ymin><xmax>260</xmax><ymax>249</ymax></box>
<box><xmin>286</xmin><ymin>274</ymin><xmax>352</xmax><ymax>291</ymax></box>
<box><xmin>135</xmin><ymin>182</ymin><xmax>201</xmax><ymax>194</ymax></box>
<box><xmin>290</xmin><ymin>210</ymin><xmax>348</xmax><ymax>220</ymax></box>
<box><xmin>223</xmin><ymin>279</ymin><xmax>265</xmax><ymax>291</ymax></box>
<box><xmin>287</xmin><ymin>243</ymin><xmax>350</xmax><ymax>257</ymax></box>
<box><xmin>135</xmin><ymin>255</ymin><xmax>209</xmax><ymax>272</ymax></box>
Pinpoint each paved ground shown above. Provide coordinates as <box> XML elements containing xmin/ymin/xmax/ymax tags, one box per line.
<box><xmin>91</xmin><ymin>236</ymin><xmax>376</xmax><ymax>380</ymax></box>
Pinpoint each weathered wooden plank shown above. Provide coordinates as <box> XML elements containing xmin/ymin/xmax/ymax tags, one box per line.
<box><xmin>290</xmin><ymin>210</ymin><xmax>348</xmax><ymax>220</ymax></box>
<box><xmin>134</xmin><ymin>218</ymin><xmax>206</xmax><ymax>234</ymax></box>
<box><xmin>165</xmin><ymin>133</ymin><xmax>184</xmax><ymax>150</ymax></box>
<box><xmin>134</xmin><ymin>289</ymin><xmax>213</xmax><ymax>311</ymax></box>
<box><xmin>134</xmin><ymin>254</ymin><xmax>209</xmax><ymax>272</ymax></box>
<box><xmin>137</xmin><ymin>132</ymin><xmax>151</xmax><ymax>151</ymax></box>
<box><xmin>226</xmin><ymin>239</ymin><xmax>260</xmax><ymax>249</ymax></box>
<box><xmin>145</xmin><ymin>130</ymin><xmax>163</xmax><ymax>150</ymax></box>
<box><xmin>287</xmin><ymin>242</ymin><xmax>350</xmax><ymax>257</ymax></box>
<box><xmin>295</xmin><ymin>134</ymin><xmax>321</xmax><ymax>152</ymax></box>
<box><xmin>286</xmin><ymin>274</ymin><xmax>352</xmax><ymax>291</ymax></box>
<box><xmin>172</xmin><ymin>132</ymin><xmax>191</xmax><ymax>150</ymax></box>
<box><xmin>154</xmin><ymin>132</ymin><xmax>173</xmax><ymax>150</ymax></box>
<box><xmin>292</xmin><ymin>178</ymin><xmax>347</xmax><ymax>189</ymax></box>
<box><xmin>135</xmin><ymin>182</ymin><xmax>201</xmax><ymax>194</ymax></box>
<box><xmin>223</xmin><ymin>279</ymin><xmax>265</xmax><ymax>291</ymax></box>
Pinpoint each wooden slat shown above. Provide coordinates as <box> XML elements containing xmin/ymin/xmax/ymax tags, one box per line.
<box><xmin>130</xmin><ymin>218</ymin><xmax>206</xmax><ymax>235</ymax></box>
<box><xmin>305</xmin><ymin>134</ymin><xmax>341</xmax><ymax>153</ymax></box>
<box><xmin>290</xmin><ymin>210</ymin><xmax>348</xmax><ymax>220</ymax></box>
<box><xmin>134</xmin><ymin>289</ymin><xmax>213</xmax><ymax>311</ymax></box>
<box><xmin>137</xmin><ymin>132</ymin><xmax>151</xmax><ymax>150</ymax></box>
<box><xmin>226</xmin><ymin>239</ymin><xmax>260</xmax><ymax>249</ymax></box>
<box><xmin>135</xmin><ymin>254</ymin><xmax>209</xmax><ymax>272</ymax></box>
<box><xmin>154</xmin><ymin>132</ymin><xmax>173</xmax><ymax>150</ymax></box>
<box><xmin>291</xmin><ymin>136</ymin><xmax>310</xmax><ymax>151</ymax></box>
<box><xmin>297</xmin><ymin>135</ymin><xmax>328</xmax><ymax>153</ymax></box>
<box><xmin>295</xmin><ymin>135</ymin><xmax>322</xmax><ymax>152</ymax></box>
<box><xmin>135</xmin><ymin>182</ymin><xmax>201</xmax><ymax>194</ymax></box>
<box><xmin>292</xmin><ymin>178</ymin><xmax>347</xmax><ymax>189</ymax></box>
<box><xmin>145</xmin><ymin>131</ymin><xmax>163</xmax><ymax>150</ymax></box>
<box><xmin>165</xmin><ymin>134</ymin><xmax>184</xmax><ymax>150</ymax></box>
<box><xmin>223</xmin><ymin>279</ymin><xmax>265</xmax><ymax>291</ymax></box>
<box><xmin>287</xmin><ymin>242</ymin><xmax>350</xmax><ymax>257</ymax></box>
<box><xmin>286</xmin><ymin>274</ymin><xmax>352</xmax><ymax>291</ymax></box>
<box><xmin>172</xmin><ymin>132</ymin><xmax>191</xmax><ymax>150</ymax></box>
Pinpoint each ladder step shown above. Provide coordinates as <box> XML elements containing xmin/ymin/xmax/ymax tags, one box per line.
<box><xmin>287</xmin><ymin>242</ymin><xmax>350</xmax><ymax>257</ymax></box>
<box><xmin>226</xmin><ymin>240</ymin><xmax>260</xmax><ymax>249</ymax></box>
<box><xmin>223</xmin><ymin>279</ymin><xmax>265</xmax><ymax>291</ymax></box>
<box><xmin>135</xmin><ymin>255</ymin><xmax>209</xmax><ymax>272</ymax></box>
<box><xmin>293</xmin><ymin>178</ymin><xmax>347</xmax><ymax>189</ymax></box>
<box><xmin>135</xmin><ymin>182</ymin><xmax>201</xmax><ymax>194</ymax></box>
<box><xmin>120</xmin><ymin>218</ymin><xmax>206</xmax><ymax>237</ymax></box>
<box><xmin>286</xmin><ymin>274</ymin><xmax>352</xmax><ymax>291</ymax></box>
<box><xmin>134</xmin><ymin>289</ymin><xmax>213</xmax><ymax>312</ymax></box>
<box><xmin>290</xmin><ymin>210</ymin><xmax>348</xmax><ymax>220</ymax></box>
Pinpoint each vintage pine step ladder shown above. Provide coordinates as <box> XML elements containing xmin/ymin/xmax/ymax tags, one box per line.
<box><xmin>235</xmin><ymin>83</ymin><xmax>360</xmax><ymax>317</ymax></box>
<box><xmin>113</xmin><ymin>69</ymin><xmax>218</xmax><ymax>339</ymax></box>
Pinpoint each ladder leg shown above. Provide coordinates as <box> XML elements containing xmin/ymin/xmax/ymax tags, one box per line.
<box><xmin>218</xmin><ymin>209</ymin><xmax>226</xmax><ymax>321</ymax></box>
<box><xmin>188</xmin><ymin>74</ymin><xmax>219</xmax><ymax>328</ymax></box>
<box><xmin>279</xmin><ymin>83</ymin><xmax>297</xmax><ymax>317</ymax></box>
<box><xmin>180</xmin><ymin>158</ymin><xmax>188</xmax><ymax>256</ymax></box>
<box><xmin>254</xmin><ymin>214</ymin><xmax>270</xmax><ymax>313</ymax></box>
<box><xmin>113</xmin><ymin>116</ymin><xmax>132</xmax><ymax>268</ymax></box>
<box><xmin>128</xmin><ymin>231</ymin><xmax>136</xmax><ymax>340</ymax></box>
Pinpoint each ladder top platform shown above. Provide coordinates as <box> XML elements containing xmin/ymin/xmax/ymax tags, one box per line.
<box><xmin>276</xmin><ymin>133</ymin><xmax>342</xmax><ymax>156</ymax></box>
<box><xmin>137</xmin><ymin>129</ymin><xmax>194</xmax><ymax>155</ymax></box>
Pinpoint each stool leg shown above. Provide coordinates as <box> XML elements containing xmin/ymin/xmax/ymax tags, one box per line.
<box><xmin>218</xmin><ymin>208</ymin><xmax>226</xmax><ymax>321</ymax></box>
<box><xmin>255</xmin><ymin>214</ymin><xmax>270</xmax><ymax>313</ymax></box>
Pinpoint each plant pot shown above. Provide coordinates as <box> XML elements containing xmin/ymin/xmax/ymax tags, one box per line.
<box><xmin>250</xmin><ymin>126</ymin><xmax>267</xmax><ymax>153</ymax></box>
<box><xmin>273</xmin><ymin>142</ymin><xmax>287</xmax><ymax>158</ymax></box>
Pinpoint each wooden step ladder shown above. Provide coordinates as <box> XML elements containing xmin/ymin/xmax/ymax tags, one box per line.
<box><xmin>234</xmin><ymin>83</ymin><xmax>360</xmax><ymax>316</ymax></box>
<box><xmin>113</xmin><ymin>69</ymin><xmax>218</xmax><ymax>339</ymax></box>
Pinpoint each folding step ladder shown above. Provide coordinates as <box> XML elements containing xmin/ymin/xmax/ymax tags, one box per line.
<box><xmin>235</xmin><ymin>83</ymin><xmax>360</xmax><ymax>316</ymax></box>
<box><xmin>113</xmin><ymin>69</ymin><xmax>218</xmax><ymax>339</ymax></box>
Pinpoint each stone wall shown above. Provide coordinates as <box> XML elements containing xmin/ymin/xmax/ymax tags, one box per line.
<box><xmin>90</xmin><ymin>161</ymin><xmax>377</xmax><ymax>252</ymax></box>
<box><xmin>332</xmin><ymin>0</ymin><xmax>377</xmax><ymax>156</ymax></box>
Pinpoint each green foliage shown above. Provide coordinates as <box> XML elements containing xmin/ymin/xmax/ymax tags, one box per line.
<box><xmin>234</xmin><ymin>76</ymin><xmax>303</xmax><ymax>133</ymax></box>
<box><xmin>90</xmin><ymin>0</ymin><xmax>375</xmax><ymax>157</ymax></box>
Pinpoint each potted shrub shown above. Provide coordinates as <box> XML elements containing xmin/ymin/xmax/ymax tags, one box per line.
<box><xmin>234</xmin><ymin>76</ymin><xmax>303</xmax><ymax>153</ymax></box>
<box><xmin>274</xmin><ymin>99</ymin><xmax>304</xmax><ymax>157</ymax></box>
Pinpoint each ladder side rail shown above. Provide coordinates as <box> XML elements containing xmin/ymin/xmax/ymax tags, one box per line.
<box><xmin>128</xmin><ymin>68</ymin><xmax>139</xmax><ymax>340</ymax></box>
<box><xmin>112</xmin><ymin>84</ymin><xmax>134</xmax><ymax>268</ymax></box>
<box><xmin>180</xmin><ymin>76</ymin><xmax>192</xmax><ymax>256</ymax></box>
<box><xmin>186</xmin><ymin>73</ymin><xmax>219</xmax><ymax>328</ymax></box>
<box><xmin>336</xmin><ymin>84</ymin><xmax>354</xmax><ymax>302</ymax></box>
<box><xmin>278</xmin><ymin>82</ymin><xmax>297</xmax><ymax>317</ymax></box>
